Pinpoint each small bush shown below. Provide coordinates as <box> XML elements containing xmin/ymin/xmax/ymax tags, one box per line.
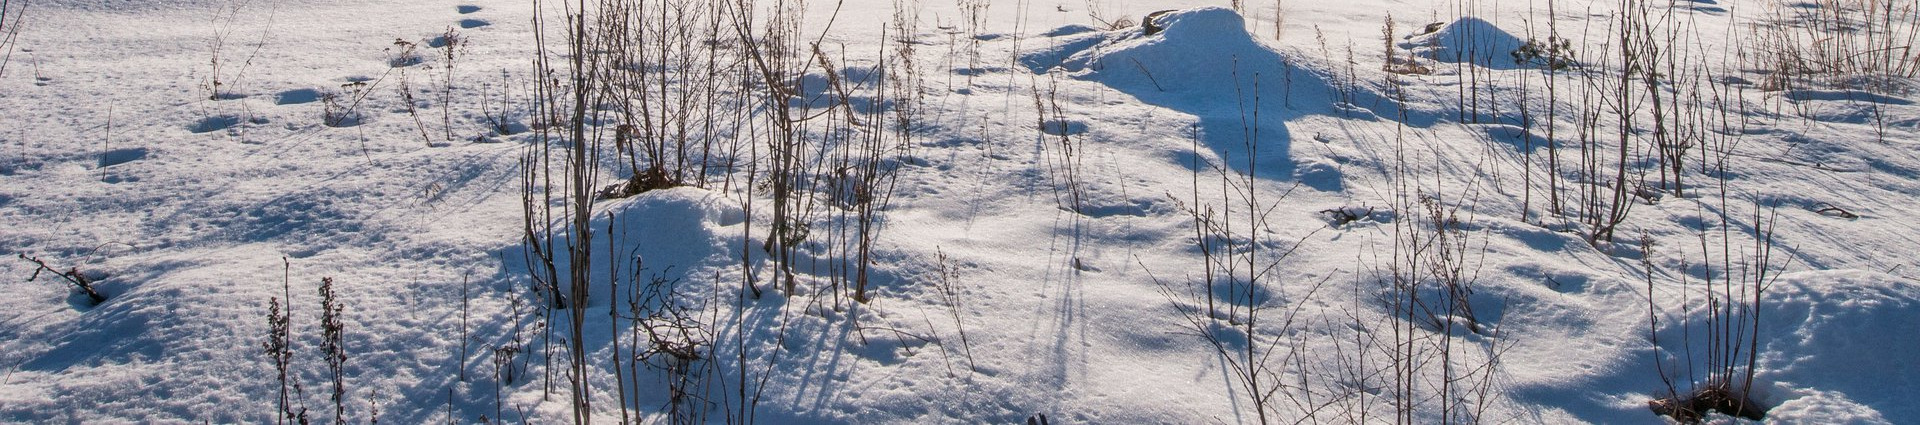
<box><xmin>1511</xmin><ymin>36</ymin><xmax>1575</xmax><ymax>70</ymax></box>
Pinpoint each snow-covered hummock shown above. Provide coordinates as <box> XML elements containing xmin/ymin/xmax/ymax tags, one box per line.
<box><xmin>1402</xmin><ymin>17</ymin><xmax>1529</xmax><ymax>68</ymax></box>
<box><xmin>1054</xmin><ymin>8</ymin><xmax>1279</xmax><ymax>91</ymax></box>
<box><xmin>505</xmin><ymin>187</ymin><xmax>748</xmax><ymax>308</ymax></box>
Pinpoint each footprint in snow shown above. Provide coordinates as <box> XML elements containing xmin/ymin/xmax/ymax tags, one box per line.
<box><xmin>457</xmin><ymin>5</ymin><xmax>481</xmax><ymax>14</ymax></box>
<box><xmin>1075</xmin><ymin>200</ymin><xmax>1154</xmax><ymax>219</ymax></box>
<box><xmin>276</xmin><ymin>88</ymin><xmax>322</xmax><ymax>105</ymax></box>
<box><xmin>101</xmin><ymin>173</ymin><xmax>141</xmax><ymax>184</ymax></box>
<box><xmin>98</xmin><ymin>147</ymin><xmax>148</xmax><ymax>167</ymax></box>
<box><xmin>191</xmin><ymin>116</ymin><xmax>241</xmax><ymax>133</ymax></box>
<box><xmin>1039</xmin><ymin>119</ymin><xmax>1088</xmax><ymax>137</ymax></box>
<box><xmin>459</xmin><ymin>19</ymin><xmax>490</xmax><ymax>29</ymax></box>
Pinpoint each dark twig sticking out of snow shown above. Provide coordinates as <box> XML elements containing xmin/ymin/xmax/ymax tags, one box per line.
<box><xmin>1318</xmin><ymin>205</ymin><xmax>1381</xmax><ymax>227</ymax></box>
<box><xmin>16</xmin><ymin>253</ymin><xmax>107</xmax><ymax>305</ymax></box>
<box><xmin>1811</xmin><ymin>202</ymin><xmax>1859</xmax><ymax>219</ymax></box>
<box><xmin>1142</xmin><ymin>10</ymin><xmax>1178</xmax><ymax>35</ymax></box>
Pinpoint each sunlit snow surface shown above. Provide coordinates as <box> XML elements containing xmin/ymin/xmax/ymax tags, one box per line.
<box><xmin>2</xmin><ymin>0</ymin><xmax>1917</xmax><ymax>423</ymax></box>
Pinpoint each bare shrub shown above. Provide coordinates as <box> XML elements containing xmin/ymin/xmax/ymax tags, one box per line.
<box><xmin>1644</xmin><ymin>195</ymin><xmax>1788</xmax><ymax>423</ymax></box>
<box><xmin>1751</xmin><ymin>0</ymin><xmax>1920</xmax><ymax>91</ymax></box>
<box><xmin>0</xmin><ymin>0</ymin><xmax>28</xmax><ymax>77</ymax></box>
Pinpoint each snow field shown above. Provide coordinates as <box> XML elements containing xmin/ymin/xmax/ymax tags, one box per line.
<box><xmin>1</xmin><ymin>0</ymin><xmax>1917</xmax><ymax>423</ymax></box>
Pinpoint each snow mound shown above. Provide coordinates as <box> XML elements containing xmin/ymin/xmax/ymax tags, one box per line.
<box><xmin>1020</xmin><ymin>7</ymin><xmax>1392</xmax><ymax>184</ymax></box>
<box><xmin>1057</xmin><ymin>7</ymin><xmax>1274</xmax><ymax>96</ymax></box>
<box><xmin>503</xmin><ymin>187</ymin><xmax>746</xmax><ymax>308</ymax></box>
<box><xmin>1031</xmin><ymin>7</ymin><xmax>1385</xmax><ymax>114</ymax></box>
<box><xmin>1754</xmin><ymin>269</ymin><xmax>1920</xmax><ymax>421</ymax></box>
<box><xmin>1767</xmin><ymin>389</ymin><xmax>1893</xmax><ymax>425</ymax></box>
<box><xmin>1404</xmin><ymin>17</ymin><xmax>1529</xmax><ymax>69</ymax></box>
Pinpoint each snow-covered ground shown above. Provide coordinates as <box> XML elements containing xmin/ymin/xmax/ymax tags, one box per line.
<box><xmin>2</xmin><ymin>0</ymin><xmax>1917</xmax><ymax>423</ymax></box>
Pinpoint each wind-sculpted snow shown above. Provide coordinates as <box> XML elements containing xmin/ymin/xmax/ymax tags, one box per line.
<box><xmin>1753</xmin><ymin>270</ymin><xmax>1920</xmax><ymax>423</ymax></box>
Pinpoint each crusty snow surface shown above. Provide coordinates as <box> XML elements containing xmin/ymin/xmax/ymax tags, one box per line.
<box><xmin>2</xmin><ymin>0</ymin><xmax>1917</xmax><ymax>423</ymax></box>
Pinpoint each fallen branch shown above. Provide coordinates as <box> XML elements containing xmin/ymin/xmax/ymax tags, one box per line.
<box><xmin>17</xmin><ymin>253</ymin><xmax>107</xmax><ymax>305</ymax></box>
<box><xmin>1810</xmin><ymin>202</ymin><xmax>1859</xmax><ymax>219</ymax></box>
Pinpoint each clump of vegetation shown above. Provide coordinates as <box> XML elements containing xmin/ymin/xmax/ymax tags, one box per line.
<box><xmin>1649</xmin><ymin>383</ymin><xmax>1767</xmax><ymax>423</ymax></box>
<box><xmin>1511</xmin><ymin>36</ymin><xmax>1575</xmax><ymax>70</ymax></box>
<box><xmin>1750</xmin><ymin>0</ymin><xmax>1920</xmax><ymax>92</ymax></box>
<box><xmin>322</xmin><ymin>81</ymin><xmax>370</xmax><ymax>128</ymax></box>
<box><xmin>1382</xmin><ymin>16</ymin><xmax>1433</xmax><ymax>75</ymax></box>
<box><xmin>1644</xmin><ymin>202</ymin><xmax>1787</xmax><ymax>423</ymax></box>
